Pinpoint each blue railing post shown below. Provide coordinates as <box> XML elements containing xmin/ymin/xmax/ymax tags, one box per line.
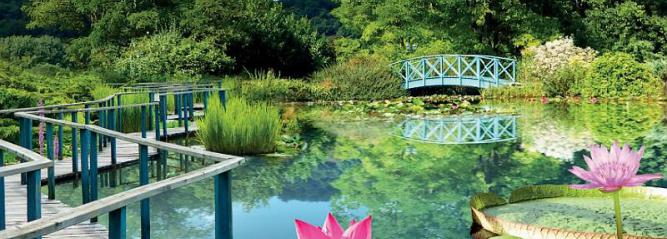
<box><xmin>140</xmin><ymin>105</ymin><xmax>150</xmax><ymax>239</ymax></box>
<box><xmin>57</xmin><ymin>112</ymin><xmax>64</xmax><ymax>160</ymax></box>
<box><xmin>90</xmin><ymin>132</ymin><xmax>98</xmax><ymax>222</ymax></box>
<box><xmin>19</xmin><ymin>118</ymin><xmax>32</xmax><ymax>185</ymax></box>
<box><xmin>0</xmin><ymin>150</ymin><xmax>5</xmax><ymax>230</ymax></box>
<box><xmin>117</xmin><ymin>95</ymin><xmax>123</xmax><ymax>131</ymax></box>
<box><xmin>71</xmin><ymin>112</ymin><xmax>78</xmax><ymax>174</ymax></box>
<box><xmin>183</xmin><ymin>95</ymin><xmax>189</xmax><ymax>134</ymax></box>
<box><xmin>148</xmin><ymin>93</ymin><xmax>155</xmax><ymax>130</ymax></box>
<box><xmin>188</xmin><ymin>92</ymin><xmax>194</xmax><ymax>121</ymax></box>
<box><xmin>159</xmin><ymin>95</ymin><xmax>168</xmax><ymax>139</ymax></box>
<box><xmin>80</xmin><ymin>128</ymin><xmax>90</xmax><ymax>204</ymax></box>
<box><xmin>46</xmin><ymin>123</ymin><xmax>55</xmax><ymax>200</ymax></box>
<box><xmin>26</xmin><ymin>169</ymin><xmax>41</xmax><ymax>223</ymax></box>
<box><xmin>494</xmin><ymin>59</ymin><xmax>499</xmax><ymax>86</ymax></box>
<box><xmin>176</xmin><ymin>94</ymin><xmax>182</xmax><ymax>127</ymax></box>
<box><xmin>109</xmin><ymin>207</ymin><xmax>127</xmax><ymax>239</ymax></box>
<box><xmin>215</xmin><ymin>171</ymin><xmax>232</xmax><ymax>239</ymax></box>
<box><xmin>203</xmin><ymin>91</ymin><xmax>209</xmax><ymax>111</ymax></box>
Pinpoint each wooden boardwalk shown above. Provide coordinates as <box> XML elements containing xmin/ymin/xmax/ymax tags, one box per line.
<box><xmin>4</xmin><ymin>124</ymin><xmax>198</xmax><ymax>238</ymax></box>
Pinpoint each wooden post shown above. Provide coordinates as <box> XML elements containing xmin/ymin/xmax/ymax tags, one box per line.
<box><xmin>46</xmin><ymin>123</ymin><xmax>55</xmax><ymax>200</ymax></box>
<box><xmin>26</xmin><ymin>169</ymin><xmax>41</xmax><ymax>225</ymax></box>
<box><xmin>154</xmin><ymin>101</ymin><xmax>160</xmax><ymax>141</ymax></box>
<box><xmin>203</xmin><ymin>91</ymin><xmax>209</xmax><ymax>111</ymax></box>
<box><xmin>140</xmin><ymin>105</ymin><xmax>150</xmax><ymax>238</ymax></box>
<box><xmin>148</xmin><ymin>93</ymin><xmax>154</xmax><ymax>130</ymax></box>
<box><xmin>80</xmin><ymin>128</ymin><xmax>90</xmax><ymax>204</ymax></box>
<box><xmin>57</xmin><ymin>112</ymin><xmax>64</xmax><ymax>160</ymax></box>
<box><xmin>0</xmin><ymin>150</ymin><xmax>5</xmax><ymax>230</ymax></box>
<box><xmin>110</xmin><ymin>109</ymin><xmax>117</xmax><ymax>165</ymax></box>
<box><xmin>159</xmin><ymin>95</ymin><xmax>168</xmax><ymax>140</ymax></box>
<box><xmin>90</xmin><ymin>132</ymin><xmax>98</xmax><ymax>223</ymax></box>
<box><xmin>109</xmin><ymin>207</ymin><xmax>127</xmax><ymax>239</ymax></box>
<box><xmin>183</xmin><ymin>95</ymin><xmax>189</xmax><ymax>134</ymax></box>
<box><xmin>215</xmin><ymin>172</ymin><xmax>232</xmax><ymax>239</ymax></box>
<box><xmin>175</xmin><ymin>94</ymin><xmax>182</xmax><ymax>127</ymax></box>
<box><xmin>117</xmin><ymin>95</ymin><xmax>123</xmax><ymax>131</ymax></box>
<box><xmin>71</xmin><ymin>112</ymin><xmax>78</xmax><ymax>174</ymax></box>
<box><xmin>188</xmin><ymin>92</ymin><xmax>194</xmax><ymax>121</ymax></box>
<box><xmin>19</xmin><ymin>118</ymin><xmax>32</xmax><ymax>185</ymax></box>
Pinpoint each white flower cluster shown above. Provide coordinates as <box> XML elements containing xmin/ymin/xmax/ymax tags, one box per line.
<box><xmin>524</xmin><ymin>37</ymin><xmax>597</xmax><ymax>79</ymax></box>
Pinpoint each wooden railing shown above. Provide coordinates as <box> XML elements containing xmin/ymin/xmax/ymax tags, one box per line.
<box><xmin>0</xmin><ymin>83</ymin><xmax>243</xmax><ymax>239</ymax></box>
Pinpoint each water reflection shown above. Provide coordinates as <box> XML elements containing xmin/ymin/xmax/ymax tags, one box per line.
<box><xmin>47</xmin><ymin>102</ymin><xmax>667</xmax><ymax>239</ymax></box>
<box><xmin>396</xmin><ymin>115</ymin><xmax>518</xmax><ymax>144</ymax></box>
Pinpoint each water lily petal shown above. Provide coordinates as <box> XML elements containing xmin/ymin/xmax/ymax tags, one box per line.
<box><xmin>295</xmin><ymin>219</ymin><xmax>329</xmax><ymax>239</ymax></box>
<box><xmin>343</xmin><ymin>216</ymin><xmax>372</xmax><ymax>239</ymax></box>
<box><xmin>625</xmin><ymin>173</ymin><xmax>664</xmax><ymax>187</ymax></box>
<box><xmin>322</xmin><ymin>213</ymin><xmax>344</xmax><ymax>238</ymax></box>
<box><xmin>569</xmin><ymin>166</ymin><xmax>598</xmax><ymax>184</ymax></box>
<box><xmin>569</xmin><ymin>183</ymin><xmax>600</xmax><ymax>190</ymax></box>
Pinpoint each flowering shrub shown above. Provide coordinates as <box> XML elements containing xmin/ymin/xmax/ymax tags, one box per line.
<box><xmin>577</xmin><ymin>52</ymin><xmax>663</xmax><ymax>98</ymax></box>
<box><xmin>523</xmin><ymin>37</ymin><xmax>597</xmax><ymax>80</ymax></box>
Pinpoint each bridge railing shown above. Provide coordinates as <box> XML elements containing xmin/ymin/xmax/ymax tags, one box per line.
<box><xmin>390</xmin><ymin>54</ymin><xmax>517</xmax><ymax>89</ymax></box>
<box><xmin>396</xmin><ymin>115</ymin><xmax>518</xmax><ymax>144</ymax></box>
<box><xmin>0</xmin><ymin>83</ymin><xmax>243</xmax><ymax>239</ymax></box>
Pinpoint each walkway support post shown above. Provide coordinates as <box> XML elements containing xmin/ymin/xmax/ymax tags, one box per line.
<box><xmin>19</xmin><ymin>118</ymin><xmax>32</xmax><ymax>185</ymax></box>
<box><xmin>80</xmin><ymin>128</ymin><xmax>90</xmax><ymax>204</ymax></box>
<box><xmin>139</xmin><ymin>105</ymin><xmax>150</xmax><ymax>239</ymax></box>
<box><xmin>215</xmin><ymin>171</ymin><xmax>232</xmax><ymax>239</ymax></box>
<box><xmin>90</xmin><ymin>132</ymin><xmax>99</xmax><ymax>220</ymax></box>
<box><xmin>109</xmin><ymin>207</ymin><xmax>127</xmax><ymax>239</ymax></box>
<box><xmin>46</xmin><ymin>123</ymin><xmax>55</xmax><ymax>200</ymax></box>
<box><xmin>159</xmin><ymin>95</ymin><xmax>168</xmax><ymax>140</ymax></box>
<box><xmin>57</xmin><ymin>112</ymin><xmax>64</xmax><ymax>160</ymax></box>
<box><xmin>71</xmin><ymin>112</ymin><xmax>78</xmax><ymax>175</ymax></box>
<box><xmin>0</xmin><ymin>150</ymin><xmax>5</xmax><ymax>230</ymax></box>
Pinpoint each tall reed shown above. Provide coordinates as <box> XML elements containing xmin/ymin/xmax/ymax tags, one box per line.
<box><xmin>197</xmin><ymin>95</ymin><xmax>281</xmax><ymax>155</ymax></box>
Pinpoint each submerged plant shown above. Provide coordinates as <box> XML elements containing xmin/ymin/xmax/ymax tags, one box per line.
<box><xmin>569</xmin><ymin>143</ymin><xmax>663</xmax><ymax>239</ymax></box>
<box><xmin>197</xmin><ymin>95</ymin><xmax>281</xmax><ymax>155</ymax></box>
<box><xmin>295</xmin><ymin>213</ymin><xmax>372</xmax><ymax>239</ymax></box>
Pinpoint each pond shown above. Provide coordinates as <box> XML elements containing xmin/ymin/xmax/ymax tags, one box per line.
<box><xmin>46</xmin><ymin>101</ymin><xmax>667</xmax><ymax>238</ymax></box>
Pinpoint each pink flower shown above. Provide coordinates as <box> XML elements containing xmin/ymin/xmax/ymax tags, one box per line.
<box><xmin>38</xmin><ymin>100</ymin><xmax>45</xmax><ymax>156</ymax></box>
<box><xmin>53</xmin><ymin>135</ymin><xmax>59</xmax><ymax>160</ymax></box>
<box><xmin>569</xmin><ymin>143</ymin><xmax>663</xmax><ymax>192</ymax></box>
<box><xmin>295</xmin><ymin>213</ymin><xmax>372</xmax><ymax>239</ymax></box>
<box><xmin>540</xmin><ymin>96</ymin><xmax>548</xmax><ymax>104</ymax></box>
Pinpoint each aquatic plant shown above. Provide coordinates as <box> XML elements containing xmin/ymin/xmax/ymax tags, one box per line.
<box><xmin>197</xmin><ymin>95</ymin><xmax>281</xmax><ymax>155</ymax></box>
<box><xmin>569</xmin><ymin>143</ymin><xmax>663</xmax><ymax>239</ymax></box>
<box><xmin>295</xmin><ymin>213</ymin><xmax>372</xmax><ymax>239</ymax></box>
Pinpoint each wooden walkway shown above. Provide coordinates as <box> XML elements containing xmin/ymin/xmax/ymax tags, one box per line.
<box><xmin>4</xmin><ymin>124</ymin><xmax>198</xmax><ymax>238</ymax></box>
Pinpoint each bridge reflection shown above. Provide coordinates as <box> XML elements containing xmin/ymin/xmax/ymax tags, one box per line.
<box><xmin>396</xmin><ymin>115</ymin><xmax>518</xmax><ymax>144</ymax></box>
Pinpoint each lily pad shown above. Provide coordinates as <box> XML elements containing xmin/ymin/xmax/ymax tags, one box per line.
<box><xmin>470</xmin><ymin>185</ymin><xmax>667</xmax><ymax>239</ymax></box>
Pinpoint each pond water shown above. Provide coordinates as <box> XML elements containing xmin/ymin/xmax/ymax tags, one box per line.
<box><xmin>47</xmin><ymin>101</ymin><xmax>667</xmax><ymax>238</ymax></box>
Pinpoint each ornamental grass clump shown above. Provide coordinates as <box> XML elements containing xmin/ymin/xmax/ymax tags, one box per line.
<box><xmin>197</xmin><ymin>95</ymin><xmax>281</xmax><ymax>155</ymax></box>
<box><xmin>569</xmin><ymin>143</ymin><xmax>663</xmax><ymax>239</ymax></box>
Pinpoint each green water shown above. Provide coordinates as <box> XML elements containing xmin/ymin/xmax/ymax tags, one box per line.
<box><xmin>48</xmin><ymin>101</ymin><xmax>667</xmax><ymax>238</ymax></box>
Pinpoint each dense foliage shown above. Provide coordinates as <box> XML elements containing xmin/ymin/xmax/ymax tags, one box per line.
<box><xmin>197</xmin><ymin>96</ymin><xmax>282</xmax><ymax>155</ymax></box>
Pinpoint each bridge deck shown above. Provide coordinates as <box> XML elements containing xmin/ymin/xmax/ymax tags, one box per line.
<box><xmin>4</xmin><ymin>124</ymin><xmax>198</xmax><ymax>238</ymax></box>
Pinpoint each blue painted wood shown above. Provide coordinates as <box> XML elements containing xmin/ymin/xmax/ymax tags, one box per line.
<box><xmin>110</xmin><ymin>109</ymin><xmax>117</xmax><ymax>165</ymax></box>
<box><xmin>154</xmin><ymin>101</ymin><xmax>160</xmax><ymax>141</ymax></box>
<box><xmin>203</xmin><ymin>91</ymin><xmax>209</xmax><ymax>111</ymax></box>
<box><xmin>19</xmin><ymin>118</ymin><xmax>32</xmax><ymax>185</ymax></box>
<box><xmin>71</xmin><ymin>112</ymin><xmax>78</xmax><ymax>174</ymax></box>
<box><xmin>117</xmin><ymin>95</ymin><xmax>123</xmax><ymax>131</ymax></box>
<box><xmin>46</xmin><ymin>123</ymin><xmax>55</xmax><ymax>200</ymax></box>
<box><xmin>80</xmin><ymin>128</ymin><xmax>90</xmax><ymax>204</ymax></box>
<box><xmin>175</xmin><ymin>94</ymin><xmax>182</xmax><ymax>127</ymax></box>
<box><xmin>218</xmin><ymin>90</ymin><xmax>226</xmax><ymax>109</ymax></box>
<box><xmin>0</xmin><ymin>150</ymin><xmax>5</xmax><ymax>230</ymax></box>
<box><xmin>90</xmin><ymin>132</ymin><xmax>99</xmax><ymax>222</ymax></box>
<box><xmin>109</xmin><ymin>207</ymin><xmax>126</xmax><ymax>239</ymax></box>
<box><xmin>391</xmin><ymin>54</ymin><xmax>516</xmax><ymax>89</ymax></box>
<box><xmin>183</xmin><ymin>95</ymin><xmax>189</xmax><ymax>134</ymax></box>
<box><xmin>159</xmin><ymin>95</ymin><xmax>168</xmax><ymax>140</ymax></box>
<box><xmin>396</xmin><ymin>115</ymin><xmax>518</xmax><ymax>144</ymax></box>
<box><xmin>188</xmin><ymin>93</ymin><xmax>194</xmax><ymax>121</ymax></box>
<box><xmin>139</xmin><ymin>145</ymin><xmax>150</xmax><ymax>239</ymax></box>
<box><xmin>215</xmin><ymin>172</ymin><xmax>232</xmax><ymax>239</ymax></box>
<box><xmin>57</xmin><ymin>112</ymin><xmax>64</xmax><ymax>160</ymax></box>
<box><xmin>141</xmin><ymin>106</ymin><xmax>147</xmax><ymax>139</ymax></box>
<box><xmin>26</xmin><ymin>169</ymin><xmax>41</xmax><ymax>221</ymax></box>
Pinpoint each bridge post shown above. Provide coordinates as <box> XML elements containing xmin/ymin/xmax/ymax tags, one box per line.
<box><xmin>57</xmin><ymin>112</ymin><xmax>64</xmax><ymax>160</ymax></box>
<box><xmin>71</xmin><ymin>112</ymin><xmax>78</xmax><ymax>174</ymax></box>
<box><xmin>159</xmin><ymin>95</ymin><xmax>168</xmax><ymax>140</ymax></box>
<box><xmin>404</xmin><ymin>61</ymin><xmax>409</xmax><ymax>88</ymax></box>
<box><xmin>46</xmin><ymin>123</ymin><xmax>55</xmax><ymax>200</ymax></box>
<box><xmin>457</xmin><ymin>56</ymin><xmax>462</xmax><ymax>86</ymax></box>
<box><xmin>218</xmin><ymin>90</ymin><xmax>226</xmax><ymax>109</ymax></box>
<box><xmin>19</xmin><ymin>118</ymin><xmax>32</xmax><ymax>185</ymax></box>
<box><xmin>184</xmin><ymin>95</ymin><xmax>189</xmax><ymax>134</ymax></box>
<box><xmin>176</xmin><ymin>94</ymin><xmax>182</xmax><ymax>127</ymax></box>
<box><xmin>203</xmin><ymin>90</ymin><xmax>209</xmax><ymax>111</ymax></box>
<box><xmin>215</xmin><ymin>171</ymin><xmax>232</xmax><ymax>239</ymax></box>
<box><xmin>139</xmin><ymin>106</ymin><xmax>150</xmax><ymax>239</ymax></box>
<box><xmin>494</xmin><ymin>59</ymin><xmax>499</xmax><ymax>86</ymax></box>
<box><xmin>109</xmin><ymin>207</ymin><xmax>127</xmax><ymax>239</ymax></box>
<box><xmin>80</xmin><ymin>128</ymin><xmax>90</xmax><ymax>204</ymax></box>
<box><xmin>0</xmin><ymin>150</ymin><xmax>5</xmax><ymax>230</ymax></box>
<box><xmin>90</xmin><ymin>132</ymin><xmax>99</xmax><ymax>223</ymax></box>
<box><xmin>26</xmin><ymin>169</ymin><xmax>41</xmax><ymax>224</ymax></box>
<box><xmin>116</xmin><ymin>95</ymin><xmax>122</xmax><ymax>132</ymax></box>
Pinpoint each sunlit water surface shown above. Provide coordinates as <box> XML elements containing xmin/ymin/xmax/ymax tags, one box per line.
<box><xmin>48</xmin><ymin>101</ymin><xmax>667</xmax><ymax>238</ymax></box>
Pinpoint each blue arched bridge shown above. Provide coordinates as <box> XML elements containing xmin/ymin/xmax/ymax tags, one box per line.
<box><xmin>396</xmin><ymin>115</ymin><xmax>518</xmax><ymax>144</ymax></box>
<box><xmin>391</xmin><ymin>54</ymin><xmax>517</xmax><ymax>89</ymax></box>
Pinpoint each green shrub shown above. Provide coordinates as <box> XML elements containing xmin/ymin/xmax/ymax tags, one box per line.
<box><xmin>240</xmin><ymin>71</ymin><xmax>330</xmax><ymax>102</ymax></box>
<box><xmin>197</xmin><ymin>95</ymin><xmax>281</xmax><ymax>155</ymax></box>
<box><xmin>115</xmin><ymin>31</ymin><xmax>234</xmax><ymax>82</ymax></box>
<box><xmin>310</xmin><ymin>55</ymin><xmax>405</xmax><ymax>100</ymax></box>
<box><xmin>0</xmin><ymin>36</ymin><xmax>66</xmax><ymax>67</ymax></box>
<box><xmin>545</xmin><ymin>61</ymin><xmax>590</xmax><ymax>97</ymax></box>
<box><xmin>577</xmin><ymin>52</ymin><xmax>663</xmax><ymax>98</ymax></box>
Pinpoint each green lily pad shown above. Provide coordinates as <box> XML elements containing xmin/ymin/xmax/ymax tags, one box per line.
<box><xmin>471</xmin><ymin>185</ymin><xmax>667</xmax><ymax>239</ymax></box>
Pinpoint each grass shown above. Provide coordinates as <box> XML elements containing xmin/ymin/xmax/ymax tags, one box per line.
<box><xmin>196</xmin><ymin>95</ymin><xmax>281</xmax><ymax>155</ymax></box>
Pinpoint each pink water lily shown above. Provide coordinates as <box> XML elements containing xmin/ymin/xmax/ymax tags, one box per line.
<box><xmin>569</xmin><ymin>143</ymin><xmax>663</xmax><ymax>192</ymax></box>
<box><xmin>295</xmin><ymin>213</ymin><xmax>371</xmax><ymax>239</ymax></box>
